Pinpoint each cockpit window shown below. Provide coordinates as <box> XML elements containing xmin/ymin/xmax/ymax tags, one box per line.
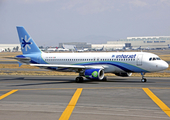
<box><xmin>153</xmin><ymin>58</ymin><xmax>156</xmax><ymax>60</ymax></box>
<box><xmin>149</xmin><ymin>57</ymin><xmax>161</xmax><ymax>61</ymax></box>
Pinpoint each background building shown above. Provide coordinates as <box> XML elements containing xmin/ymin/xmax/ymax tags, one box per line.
<box><xmin>91</xmin><ymin>43</ymin><xmax>125</xmax><ymax>51</ymax></box>
<box><xmin>59</xmin><ymin>42</ymin><xmax>91</xmax><ymax>49</ymax></box>
<box><xmin>107</xmin><ymin>36</ymin><xmax>170</xmax><ymax>49</ymax></box>
<box><xmin>0</xmin><ymin>44</ymin><xmax>20</xmax><ymax>52</ymax></box>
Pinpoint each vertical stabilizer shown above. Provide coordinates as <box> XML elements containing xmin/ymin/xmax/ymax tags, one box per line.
<box><xmin>16</xmin><ymin>26</ymin><xmax>41</xmax><ymax>54</ymax></box>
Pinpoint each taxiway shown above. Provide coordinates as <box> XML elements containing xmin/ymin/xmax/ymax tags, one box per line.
<box><xmin>0</xmin><ymin>76</ymin><xmax>170</xmax><ymax>120</ymax></box>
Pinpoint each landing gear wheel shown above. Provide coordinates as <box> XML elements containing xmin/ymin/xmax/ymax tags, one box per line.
<box><xmin>141</xmin><ymin>72</ymin><xmax>147</xmax><ymax>83</ymax></box>
<box><xmin>141</xmin><ymin>78</ymin><xmax>147</xmax><ymax>83</ymax></box>
<box><xmin>75</xmin><ymin>77</ymin><xmax>84</xmax><ymax>83</ymax></box>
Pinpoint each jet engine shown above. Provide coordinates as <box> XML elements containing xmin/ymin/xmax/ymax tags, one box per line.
<box><xmin>84</xmin><ymin>69</ymin><xmax>104</xmax><ymax>80</ymax></box>
<box><xmin>115</xmin><ymin>72</ymin><xmax>132</xmax><ymax>77</ymax></box>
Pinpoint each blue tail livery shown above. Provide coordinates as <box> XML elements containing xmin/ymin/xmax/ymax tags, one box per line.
<box><xmin>17</xmin><ymin>26</ymin><xmax>41</xmax><ymax>54</ymax></box>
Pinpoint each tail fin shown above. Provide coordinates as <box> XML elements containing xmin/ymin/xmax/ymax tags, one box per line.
<box><xmin>74</xmin><ymin>46</ymin><xmax>77</xmax><ymax>51</ymax></box>
<box><xmin>16</xmin><ymin>26</ymin><xmax>41</xmax><ymax>54</ymax></box>
<box><xmin>62</xmin><ymin>44</ymin><xmax>65</xmax><ymax>49</ymax></box>
<box><xmin>101</xmin><ymin>46</ymin><xmax>104</xmax><ymax>51</ymax></box>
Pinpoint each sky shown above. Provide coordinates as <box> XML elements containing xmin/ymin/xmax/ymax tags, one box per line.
<box><xmin>0</xmin><ymin>0</ymin><xmax>170</xmax><ymax>46</ymax></box>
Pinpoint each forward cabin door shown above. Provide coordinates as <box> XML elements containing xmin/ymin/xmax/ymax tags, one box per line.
<box><xmin>136</xmin><ymin>54</ymin><xmax>143</xmax><ymax>66</ymax></box>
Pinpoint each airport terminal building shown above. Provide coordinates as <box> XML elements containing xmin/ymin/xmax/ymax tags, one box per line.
<box><xmin>59</xmin><ymin>36</ymin><xmax>170</xmax><ymax>51</ymax></box>
<box><xmin>107</xmin><ymin>36</ymin><xmax>170</xmax><ymax>49</ymax></box>
<box><xmin>59</xmin><ymin>42</ymin><xmax>91</xmax><ymax>49</ymax></box>
<box><xmin>0</xmin><ymin>44</ymin><xmax>21</xmax><ymax>52</ymax></box>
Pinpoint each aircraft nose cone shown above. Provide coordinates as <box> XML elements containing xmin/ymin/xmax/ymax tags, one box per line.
<box><xmin>161</xmin><ymin>61</ymin><xmax>169</xmax><ymax>70</ymax></box>
<box><xmin>165</xmin><ymin>62</ymin><xmax>169</xmax><ymax>69</ymax></box>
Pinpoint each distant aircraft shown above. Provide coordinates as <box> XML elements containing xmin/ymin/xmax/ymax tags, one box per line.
<box><xmin>56</xmin><ymin>45</ymin><xmax>69</xmax><ymax>51</ymax></box>
<box><xmin>132</xmin><ymin>46</ymin><xmax>142</xmax><ymax>50</ymax></box>
<box><xmin>95</xmin><ymin>46</ymin><xmax>104</xmax><ymax>51</ymax></box>
<box><xmin>145</xmin><ymin>46</ymin><xmax>150</xmax><ymax>50</ymax></box>
<box><xmin>168</xmin><ymin>44</ymin><xmax>170</xmax><ymax>49</ymax></box>
<box><xmin>47</xmin><ymin>47</ymin><xmax>56</xmax><ymax>52</ymax></box>
<box><xmin>74</xmin><ymin>47</ymin><xmax>88</xmax><ymax>52</ymax></box>
<box><xmin>15</xmin><ymin>26</ymin><xmax>169</xmax><ymax>83</ymax></box>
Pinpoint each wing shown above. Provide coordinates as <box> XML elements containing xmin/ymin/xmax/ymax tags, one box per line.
<box><xmin>30</xmin><ymin>64</ymin><xmax>107</xmax><ymax>70</ymax></box>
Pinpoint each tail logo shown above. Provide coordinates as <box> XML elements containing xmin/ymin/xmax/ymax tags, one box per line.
<box><xmin>21</xmin><ymin>35</ymin><xmax>32</xmax><ymax>51</ymax></box>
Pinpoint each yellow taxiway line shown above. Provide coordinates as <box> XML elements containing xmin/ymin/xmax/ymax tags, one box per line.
<box><xmin>0</xmin><ymin>87</ymin><xmax>170</xmax><ymax>92</ymax></box>
<box><xmin>59</xmin><ymin>88</ymin><xmax>83</xmax><ymax>120</ymax></box>
<box><xmin>143</xmin><ymin>88</ymin><xmax>170</xmax><ymax>117</ymax></box>
<box><xmin>0</xmin><ymin>89</ymin><xmax>18</xmax><ymax>100</ymax></box>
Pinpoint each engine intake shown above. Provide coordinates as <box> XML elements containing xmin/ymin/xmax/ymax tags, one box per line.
<box><xmin>84</xmin><ymin>69</ymin><xmax>104</xmax><ymax>80</ymax></box>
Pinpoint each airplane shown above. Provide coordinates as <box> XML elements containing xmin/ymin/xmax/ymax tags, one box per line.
<box><xmin>74</xmin><ymin>47</ymin><xmax>88</xmax><ymax>52</ymax></box>
<box><xmin>74</xmin><ymin>47</ymin><xmax>84</xmax><ymax>52</ymax></box>
<box><xmin>56</xmin><ymin>45</ymin><xmax>69</xmax><ymax>51</ymax></box>
<box><xmin>94</xmin><ymin>46</ymin><xmax>104</xmax><ymax>51</ymax></box>
<box><xmin>132</xmin><ymin>46</ymin><xmax>142</xmax><ymax>50</ymax></box>
<box><xmin>15</xmin><ymin>26</ymin><xmax>169</xmax><ymax>83</ymax></box>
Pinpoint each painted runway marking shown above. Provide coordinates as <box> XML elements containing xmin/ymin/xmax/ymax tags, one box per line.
<box><xmin>0</xmin><ymin>90</ymin><xmax>18</xmax><ymax>100</ymax></box>
<box><xmin>0</xmin><ymin>87</ymin><xmax>170</xmax><ymax>91</ymax></box>
<box><xmin>59</xmin><ymin>88</ymin><xmax>83</xmax><ymax>120</ymax></box>
<box><xmin>143</xmin><ymin>88</ymin><xmax>170</xmax><ymax>117</ymax></box>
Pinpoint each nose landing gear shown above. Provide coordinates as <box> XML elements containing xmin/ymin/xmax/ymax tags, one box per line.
<box><xmin>141</xmin><ymin>72</ymin><xmax>147</xmax><ymax>82</ymax></box>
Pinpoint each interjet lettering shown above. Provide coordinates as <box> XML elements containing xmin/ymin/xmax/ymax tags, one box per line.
<box><xmin>116</xmin><ymin>54</ymin><xmax>136</xmax><ymax>59</ymax></box>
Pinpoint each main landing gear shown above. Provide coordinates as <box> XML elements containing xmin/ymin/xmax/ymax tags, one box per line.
<box><xmin>141</xmin><ymin>72</ymin><xmax>147</xmax><ymax>83</ymax></box>
<box><xmin>75</xmin><ymin>76</ymin><xmax>107</xmax><ymax>83</ymax></box>
<box><xmin>75</xmin><ymin>76</ymin><xmax>84</xmax><ymax>83</ymax></box>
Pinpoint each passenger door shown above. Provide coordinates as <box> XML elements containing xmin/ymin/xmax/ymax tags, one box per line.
<box><xmin>136</xmin><ymin>54</ymin><xmax>143</xmax><ymax>66</ymax></box>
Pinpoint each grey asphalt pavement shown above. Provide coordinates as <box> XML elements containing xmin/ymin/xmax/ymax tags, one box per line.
<box><xmin>0</xmin><ymin>76</ymin><xmax>170</xmax><ymax>120</ymax></box>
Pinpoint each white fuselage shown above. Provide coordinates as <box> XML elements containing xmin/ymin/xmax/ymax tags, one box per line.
<box><xmin>39</xmin><ymin>52</ymin><xmax>168</xmax><ymax>73</ymax></box>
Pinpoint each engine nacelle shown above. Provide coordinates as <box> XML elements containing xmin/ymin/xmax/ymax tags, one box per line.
<box><xmin>115</xmin><ymin>72</ymin><xmax>132</xmax><ymax>77</ymax></box>
<box><xmin>84</xmin><ymin>69</ymin><xmax>104</xmax><ymax>80</ymax></box>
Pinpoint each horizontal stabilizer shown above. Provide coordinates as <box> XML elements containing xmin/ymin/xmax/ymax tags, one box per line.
<box><xmin>18</xmin><ymin>62</ymin><xmax>22</xmax><ymax>67</ymax></box>
<box><xmin>14</xmin><ymin>56</ymin><xmax>31</xmax><ymax>63</ymax></box>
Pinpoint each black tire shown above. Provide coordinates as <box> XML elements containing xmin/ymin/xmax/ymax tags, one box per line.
<box><xmin>79</xmin><ymin>77</ymin><xmax>84</xmax><ymax>83</ymax></box>
<box><xmin>75</xmin><ymin>77</ymin><xmax>80</xmax><ymax>83</ymax></box>
<box><xmin>141</xmin><ymin>78</ymin><xmax>147</xmax><ymax>83</ymax></box>
<box><xmin>144</xmin><ymin>78</ymin><xmax>147</xmax><ymax>82</ymax></box>
<box><xmin>75</xmin><ymin>77</ymin><xmax>84</xmax><ymax>83</ymax></box>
